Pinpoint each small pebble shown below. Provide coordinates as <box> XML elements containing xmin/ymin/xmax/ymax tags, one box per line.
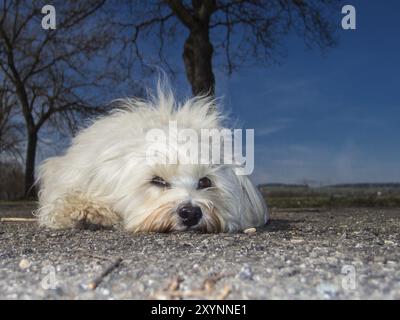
<box><xmin>19</xmin><ymin>259</ymin><xmax>31</xmax><ymax>270</ymax></box>
<box><xmin>243</xmin><ymin>228</ymin><xmax>256</xmax><ymax>234</ymax></box>
<box><xmin>21</xmin><ymin>248</ymin><xmax>34</xmax><ymax>255</ymax></box>
<box><xmin>239</xmin><ymin>265</ymin><xmax>254</xmax><ymax>280</ymax></box>
<box><xmin>384</xmin><ymin>240</ymin><xmax>395</xmax><ymax>245</ymax></box>
<box><xmin>290</xmin><ymin>238</ymin><xmax>304</xmax><ymax>244</ymax></box>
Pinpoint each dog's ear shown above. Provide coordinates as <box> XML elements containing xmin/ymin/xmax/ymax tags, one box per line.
<box><xmin>235</xmin><ymin>173</ymin><xmax>269</xmax><ymax>227</ymax></box>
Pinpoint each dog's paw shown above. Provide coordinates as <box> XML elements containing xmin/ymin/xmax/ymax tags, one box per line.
<box><xmin>60</xmin><ymin>194</ymin><xmax>121</xmax><ymax>231</ymax></box>
<box><xmin>74</xmin><ymin>218</ymin><xmax>113</xmax><ymax>231</ymax></box>
<box><xmin>72</xmin><ymin>208</ymin><xmax>120</xmax><ymax>231</ymax></box>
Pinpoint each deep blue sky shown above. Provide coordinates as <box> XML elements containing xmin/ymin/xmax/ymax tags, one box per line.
<box><xmin>40</xmin><ymin>1</ymin><xmax>399</xmax><ymax>185</ymax></box>
<box><xmin>213</xmin><ymin>0</ymin><xmax>400</xmax><ymax>184</ymax></box>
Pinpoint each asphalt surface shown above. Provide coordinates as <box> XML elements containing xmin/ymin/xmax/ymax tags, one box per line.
<box><xmin>0</xmin><ymin>204</ymin><xmax>399</xmax><ymax>299</ymax></box>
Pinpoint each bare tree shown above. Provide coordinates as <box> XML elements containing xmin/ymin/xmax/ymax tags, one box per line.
<box><xmin>0</xmin><ymin>80</ymin><xmax>22</xmax><ymax>159</ymax></box>
<box><xmin>0</xmin><ymin>0</ymin><xmax>342</xmax><ymax>197</ymax></box>
<box><xmin>0</xmin><ymin>0</ymin><xmax>114</xmax><ymax>197</ymax></box>
<box><xmin>115</xmin><ymin>0</ymin><xmax>341</xmax><ymax>96</ymax></box>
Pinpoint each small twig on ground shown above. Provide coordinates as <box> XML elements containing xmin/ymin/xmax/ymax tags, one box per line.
<box><xmin>0</xmin><ymin>217</ymin><xmax>37</xmax><ymax>222</ymax></box>
<box><xmin>339</xmin><ymin>232</ymin><xmax>347</xmax><ymax>241</ymax></box>
<box><xmin>76</xmin><ymin>248</ymin><xmax>116</xmax><ymax>261</ymax></box>
<box><xmin>216</xmin><ymin>285</ymin><xmax>232</xmax><ymax>300</ymax></box>
<box><xmin>87</xmin><ymin>257</ymin><xmax>123</xmax><ymax>290</ymax></box>
<box><xmin>274</xmin><ymin>208</ymin><xmax>321</xmax><ymax>212</ymax></box>
<box><xmin>152</xmin><ymin>273</ymin><xmax>232</xmax><ymax>300</ymax></box>
<box><xmin>166</xmin><ymin>276</ymin><xmax>184</xmax><ymax>291</ymax></box>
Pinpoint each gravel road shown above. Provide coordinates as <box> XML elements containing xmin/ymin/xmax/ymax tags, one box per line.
<box><xmin>0</xmin><ymin>204</ymin><xmax>399</xmax><ymax>299</ymax></box>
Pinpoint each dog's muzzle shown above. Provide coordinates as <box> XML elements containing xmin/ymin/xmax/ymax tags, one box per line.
<box><xmin>178</xmin><ymin>204</ymin><xmax>202</xmax><ymax>227</ymax></box>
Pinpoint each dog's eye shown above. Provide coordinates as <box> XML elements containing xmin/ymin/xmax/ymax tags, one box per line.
<box><xmin>198</xmin><ymin>177</ymin><xmax>212</xmax><ymax>189</ymax></box>
<box><xmin>151</xmin><ymin>176</ymin><xmax>170</xmax><ymax>188</ymax></box>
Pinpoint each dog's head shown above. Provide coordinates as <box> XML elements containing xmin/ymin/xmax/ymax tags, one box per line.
<box><xmin>102</xmin><ymin>89</ymin><xmax>267</xmax><ymax>233</ymax></box>
<box><xmin>116</xmin><ymin>161</ymin><xmax>267</xmax><ymax>233</ymax></box>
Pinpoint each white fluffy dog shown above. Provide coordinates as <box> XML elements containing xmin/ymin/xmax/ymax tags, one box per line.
<box><xmin>36</xmin><ymin>86</ymin><xmax>268</xmax><ymax>233</ymax></box>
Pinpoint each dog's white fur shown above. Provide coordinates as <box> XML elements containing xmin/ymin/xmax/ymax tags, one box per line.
<box><xmin>36</xmin><ymin>86</ymin><xmax>268</xmax><ymax>233</ymax></box>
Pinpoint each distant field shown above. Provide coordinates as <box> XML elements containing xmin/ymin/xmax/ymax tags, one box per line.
<box><xmin>1</xmin><ymin>183</ymin><xmax>400</xmax><ymax>211</ymax></box>
<box><xmin>259</xmin><ymin>183</ymin><xmax>400</xmax><ymax>208</ymax></box>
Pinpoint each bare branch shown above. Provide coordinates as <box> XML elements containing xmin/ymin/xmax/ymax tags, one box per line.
<box><xmin>165</xmin><ymin>0</ymin><xmax>196</xmax><ymax>28</ymax></box>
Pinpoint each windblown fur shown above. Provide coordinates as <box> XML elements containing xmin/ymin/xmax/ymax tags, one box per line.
<box><xmin>36</xmin><ymin>86</ymin><xmax>268</xmax><ymax>233</ymax></box>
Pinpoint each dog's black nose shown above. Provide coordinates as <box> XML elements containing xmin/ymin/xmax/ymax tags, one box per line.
<box><xmin>178</xmin><ymin>205</ymin><xmax>202</xmax><ymax>227</ymax></box>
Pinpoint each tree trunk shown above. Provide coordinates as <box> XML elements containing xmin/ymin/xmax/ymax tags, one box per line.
<box><xmin>24</xmin><ymin>130</ymin><xmax>37</xmax><ymax>198</ymax></box>
<box><xmin>183</xmin><ymin>26</ymin><xmax>215</xmax><ymax>96</ymax></box>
